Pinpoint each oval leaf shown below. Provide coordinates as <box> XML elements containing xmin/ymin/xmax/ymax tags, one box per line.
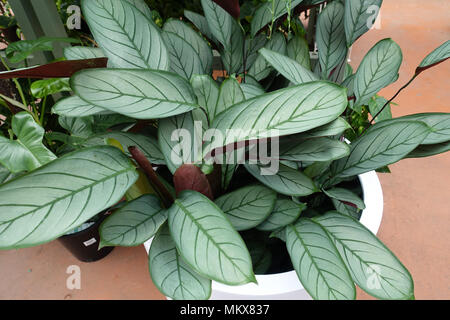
<box><xmin>280</xmin><ymin>137</ymin><xmax>350</xmax><ymax>162</ymax></box>
<box><xmin>257</xmin><ymin>199</ymin><xmax>305</xmax><ymax>231</ymax></box>
<box><xmin>100</xmin><ymin>195</ymin><xmax>167</xmax><ymax>247</ymax></box>
<box><xmin>260</xmin><ymin>48</ymin><xmax>318</xmax><ymax>85</ymax></box>
<box><xmin>331</xmin><ymin>121</ymin><xmax>430</xmax><ymax>178</ymax></box>
<box><xmin>149</xmin><ymin>224</ymin><xmax>212</xmax><ymax>300</ymax></box>
<box><xmin>214</xmin><ymin>185</ymin><xmax>277</xmax><ymax>231</ymax></box>
<box><xmin>323</xmin><ymin>187</ymin><xmax>365</xmax><ymax>210</ymax></box>
<box><xmin>64</xmin><ymin>46</ymin><xmax>106</xmax><ymax>60</ymax></box>
<box><xmin>71</xmin><ymin>69</ymin><xmax>198</xmax><ymax>120</ymax></box>
<box><xmin>354</xmin><ymin>38</ymin><xmax>402</xmax><ymax>108</ymax></box>
<box><xmin>82</xmin><ymin>0</ymin><xmax>169</xmax><ymax>70</ymax></box>
<box><xmin>314</xmin><ymin>212</ymin><xmax>414</xmax><ymax>300</ymax></box>
<box><xmin>0</xmin><ymin>146</ymin><xmax>138</xmax><ymax>249</ymax></box>
<box><xmin>344</xmin><ymin>0</ymin><xmax>383</xmax><ymax>47</ymax></box>
<box><xmin>52</xmin><ymin>96</ymin><xmax>111</xmax><ymax>117</ymax></box>
<box><xmin>416</xmin><ymin>40</ymin><xmax>450</xmax><ymax>73</ymax></box>
<box><xmin>316</xmin><ymin>1</ymin><xmax>347</xmax><ymax>78</ymax></box>
<box><xmin>245</xmin><ymin>163</ymin><xmax>318</xmax><ymax>197</ymax></box>
<box><xmin>167</xmin><ymin>190</ymin><xmax>256</xmax><ymax>285</ymax></box>
<box><xmin>286</xmin><ymin>218</ymin><xmax>356</xmax><ymax>300</ymax></box>
<box><xmin>209</xmin><ymin>81</ymin><xmax>347</xmax><ymax>151</ymax></box>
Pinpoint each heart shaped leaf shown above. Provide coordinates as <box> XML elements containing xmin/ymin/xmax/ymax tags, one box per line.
<box><xmin>0</xmin><ymin>112</ymin><xmax>56</xmax><ymax>173</ymax></box>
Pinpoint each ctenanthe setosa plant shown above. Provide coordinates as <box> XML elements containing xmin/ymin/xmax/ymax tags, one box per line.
<box><xmin>0</xmin><ymin>0</ymin><xmax>449</xmax><ymax>300</ymax></box>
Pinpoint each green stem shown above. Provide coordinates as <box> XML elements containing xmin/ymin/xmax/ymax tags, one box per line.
<box><xmin>40</xmin><ymin>95</ymin><xmax>47</xmax><ymax>125</ymax></box>
<box><xmin>0</xmin><ymin>55</ymin><xmax>28</xmax><ymax>108</ymax></box>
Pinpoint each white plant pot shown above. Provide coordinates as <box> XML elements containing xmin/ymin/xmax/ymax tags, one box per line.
<box><xmin>143</xmin><ymin>171</ymin><xmax>383</xmax><ymax>300</ymax></box>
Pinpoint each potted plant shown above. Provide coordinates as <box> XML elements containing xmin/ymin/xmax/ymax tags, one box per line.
<box><xmin>0</xmin><ymin>0</ymin><xmax>449</xmax><ymax>300</ymax></box>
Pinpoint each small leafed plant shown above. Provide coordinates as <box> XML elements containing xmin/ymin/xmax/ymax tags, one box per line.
<box><xmin>0</xmin><ymin>0</ymin><xmax>449</xmax><ymax>300</ymax></box>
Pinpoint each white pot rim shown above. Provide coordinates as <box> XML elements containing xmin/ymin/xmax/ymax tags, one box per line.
<box><xmin>143</xmin><ymin>171</ymin><xmax>384</xmax><ymax>297</ymax></box>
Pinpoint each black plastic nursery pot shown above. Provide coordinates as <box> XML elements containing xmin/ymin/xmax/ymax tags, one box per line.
<box><xmin>58</xmin><ymin>212</ymin><xmax>114</xmax><ymax>263</ymax></box>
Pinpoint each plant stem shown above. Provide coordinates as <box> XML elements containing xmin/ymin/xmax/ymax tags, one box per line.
<box><xmin>128</xmin><ymin>146</ymin><xmax>174</xmax><ymax>208</ymax></box>
<box><xmin>0</xmin><ymin>55</ymin><xmax>28</xmax><ymax>107</ymax></box>
<box><xmin>369</xmin><ymin>74</ymin><xmax>418</xmax><ymax>124</ymax></box>
<box><xmin>40</xmin><ymin>95</ymin><xmax>47</xmax><ymax>125</ymax></box>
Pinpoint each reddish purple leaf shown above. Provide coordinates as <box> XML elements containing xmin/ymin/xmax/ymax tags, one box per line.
<box><xmin>173</xmin><ymin>164</ymin><xmax>214</xmax><ymax>200</ymax></box>
<box><xmin>0</xmin><ymin>58</ymin><xmax>108</xmax><ymax>79</ymax></box>
<box><xmin>341</xmin><ymin>201</ymin><xmax>358</xmax><ymax>209</ymax></box>
<box><xmin>213</xmin><ymin>0</ymin><xmax>240</xmax><ymax>19</ymax></box>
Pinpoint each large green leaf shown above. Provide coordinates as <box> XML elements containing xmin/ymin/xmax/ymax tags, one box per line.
<box><xmin>82</xmin><ymin>0</ymin><xmax>168</xmax><ymax>70</ymax></box>
<box><xmin>287</xmin><ymin>36</ymin><xmax>311</xmax><ymax>70</ymax></box>
<box><xmin>385</xmin><ymin>113</ymin><xmax>450</xmax><ymax>145</ymax></box>
<box><xmin>344</xmin><ymin>0</ymin><xmax>383</xmax><ymax>47</ymax></box>
<box><xmin>300</xmin><ymin>117</ymin><xmax>352</xmax><ymax>138</ymax></box>
<box><xmin>406</xmin><ymin>141</ymin><xmax>450</xmax><ymax>159</ymax></box>
<box><xmin>0</xmin><ymin>146</ymin><xmax>138</xmax><ymax>249</ymax></box>
<box><xmin>248</xmin><ymin>32</ymin><xmax>287</xmax><ymax>81</ymax></box>
<box><xmin>6</xmin><ymin>37</ymin><xmax>80</xmax><ymax>63</ymax></box>
<box><xmin>280</xmin><ymin>137</ymin><xmax>350</xmax><ymax>162</ymax></box>
<box><xmin>314</xmin><ymin>212</ymin><xmax>414</xmax><ymax>300</ymax></box>
<box><xmin>123</xmin><ymin>0</ymin><xmax>153</xmax><ymax>20</ymax></box>
<box><xmin>208</xmin><ymin>81</ymin><xmax>347</xmax><ymax>151</ymax></box>
<box><xmin>158</xmin><ymin>112</ymin><xmax>198</xmax><ymax>174</ymax></box>
<box><xmin>353</xmin><ymin>39</ymin><xmax>402</xmax><ymax>108</ymax></box>
<box><xmin>31</xmin><ymin>78</ymin><xmax>71</xmax><ymax>99</ymax></box>
<box><xmin>245</xmin><ymin>163</ymin><xmax>318</xmax><ymax>196</ymax></box>
<box><xmin>240</xmin><ymin>83</ymin><xmax>265</xmax><ymax>99</ymax></box>
<box><xmin>85</xmin><ymin>131</ymin><xmax>165</xmax><ymax>165</ymax></box>
<box><xmin>259</xmin><ymin>48</ymin><xmax>318</xmax><ymax>85</ymax></box>
<box><xmin>184</xmin><ymin>10</ymin><xmax>215</xmax><ymax>43</ymax></box>
<box><xmin>163</xmin><ymin>19</ymin><xmax>213</xmax><ymax>75</ymax></box>
<box><xmin>417</xmin><ymin>40</ymin><xmax>450</xmax><ymax>70</ymax></box>
<box><xmin>99</xmin><ymin>195</ymin><xmax>167</xmax><ymax>247</ymax></box>
<box><xmin>257</xmin><ymin>199</ymin><xmax>305</xmax><ymax>231</ymax></box>
<box><xmin>162</xmin><ymin>31</ymin><xmax>205</xmax><ymax>80</ymax></box>
<box><xmin>0</xmin><ymin>113</ymin><xmax>56</xmax><ymax>173</ymax></box>
<box><xmin>149</xmin><ymin>224</ymin><xmax>212</xmax><ymax>300</ymax></box>
<box><xmin>52</xmin><ymin>96</ymin><xmax>111</xmax><ymax>117</ymax></box>
<box><xmin>190</xmin><ymin>75</ymin><xmax>220</xmax><ymax>123</ymax></box>
<box><xmin>64</xmin><ymin>46</ymin><xmax>106</xmax><ymax>60</ymax></box>
<box><xmin>167</xmin><ymin>190</ymin><xmax>256</xmax><ymax>285</ymax></box>
<box><xmin>331</xmin><ymin>121</ymin><xmax>430</xmax><ymax>178</ymax></box>
<box><xmin>286</xmin><ymin>218</ymin><xmax>356</xmax><ymax>300</ymax></box>
<box><xmin>201</xmin><ymin>0</ymin><xmax>232</xmax><ymax>49</ymax></box>
<box><xmin>71</xmin><ymin>69</ymin><xmax>198</xmax><ymax>120</ymax></box>
<box><xmin>316</xmin><ymin>1</ymin><xmax>347</xmax><ymax>79</ymax></box>
<box><xmin>214</xmin><ymin>185</ymin><xmax>276</xmax><ymax>231</ymax></box>
<box><xmin>215</xmin><ymin>76</ymin><xmax>245</xmax><ymax>121</ymax></box>
<box><xmin>250</xmin><ymin>0</ymin><xmax>303</xmax><ymax>37</ymax></box>
<box><xmin>323</xmin><ymin>187</ymin><xmax>365</xmax><ymax>210</ymax></box>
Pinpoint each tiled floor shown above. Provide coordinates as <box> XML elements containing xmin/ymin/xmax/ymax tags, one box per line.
<box><xmin>0</xmin><ymin>0</ymin><xmax>448</xmax><ymax>300</ymax></box>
